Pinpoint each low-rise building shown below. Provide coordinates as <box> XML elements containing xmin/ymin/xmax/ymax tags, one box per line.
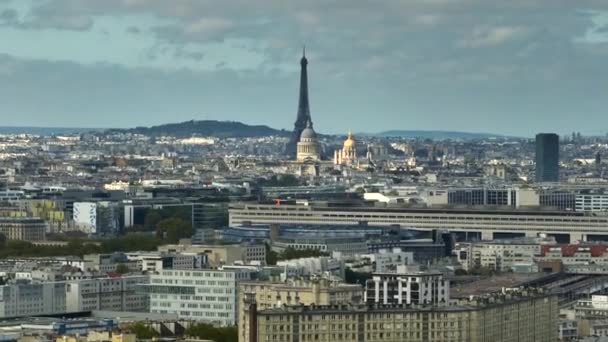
<box><xmin>0</xmin><ymin>217</ymin><xmax>46</xmax><ymax>241</ymax></box>
<box><xmin>65</xmin><ymin>275</ymin><xmax>149</xmax><ymax>312</ymax></box>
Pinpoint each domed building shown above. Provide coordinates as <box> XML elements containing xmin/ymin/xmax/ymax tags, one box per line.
<box><xmin>334</xmin><ymin>130</ymin><xmax>357</xmax><ymax>166</ymax></box>
<box><xmin>296</xmin><ymin>120</ymin><xmax>321</xmax><ymax>162</ymax></box>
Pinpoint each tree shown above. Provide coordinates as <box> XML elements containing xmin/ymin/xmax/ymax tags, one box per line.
<box><xmin>115</xmin><ymin>263</ymin><xmax>129</xmax><ymax>275</ymax></box>
<box><xmin>0</xmin><ymin>233</ymin><xmax>6</xmax><ymax>247</ymax></box>
<box><xmin>265</xmin><ymin>243</ymin><xmax>278</xmax><ymax>265</ymax></box>
<box><xmin>143</xmin><ymin>211</ymin><xmax>162</xmax><ymax>231</ymax></box>
<box><xmin>344</xmin><ymin>268</ymin><xmax>371</xmax><ymax>285</ymax></box>
<box><xmin>277</xmin><ymin>248</ymin><xmax>328</xmax><ymax>261</ymax></box>
<box><xmin>186</xmin><ymin>323</ymin><xmax>237</xmax><ymax>342</ymax></box>
<box><xmin>128</xmin><ymin>322</ymin><xmax>159</xmax><ymax>339</ymax></box>
<box><xmin>155</xmin><ymin>218</ymin><xmax>193</xmax><ymax>243</ymax></box>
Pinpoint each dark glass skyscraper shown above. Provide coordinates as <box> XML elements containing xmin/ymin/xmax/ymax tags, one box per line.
<box><xmin>285</xmin><ymin>49</ymin><xmax>312</xmax><ymax>157</ymax></box>
<box><xmin>535</xmin><ymin>133</ymin><xmax>559</xmax><ymax>182</ymax></box>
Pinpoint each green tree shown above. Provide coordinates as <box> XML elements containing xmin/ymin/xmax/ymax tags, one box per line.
<box><xmin>277</xmin><ymin>248</ymin><xmax>328</xmax><ymax>261</ymax></box>
<box><xmin>128</xmin><ymin>322</ymin><xmax>159</xmax><ymax>339</ymax></box>
<box><xmin>144</xmin><ymin>211</ymin><xmax>162</xmax><ymax>231</ymax></box>
<box><xmin>156</xmin><ymin>218</ymin><xmax>193</xmax><ymax>243</ymax></box>
<box><xmin>115</xmin><ymin>263</ymin><xmax>129</xmax><ymax>274</ymax></box>
<box><xmin>186</xmin><ymin>323</ymin><xmax>237</xmax><ymax>342</ymax></box>
<box><xmin>344</xmin><ymin>268</ymin><xmax>372</xmax><ymax>285</ymax></box>
<box><xmin>265</xmin><ymin>243</ymin><xmax>278</xmax><ymax>266</ymax></box>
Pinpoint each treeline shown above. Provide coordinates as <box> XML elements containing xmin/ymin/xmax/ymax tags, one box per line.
<box><xmin>186</xmin><ymin>323</ymin><xmax>237</xmax><ymax>342</ymax></box>
<box><xmin>0</xmin><ymin>233</ymin><xmax>162</xmax><ymax>259</ymax></box>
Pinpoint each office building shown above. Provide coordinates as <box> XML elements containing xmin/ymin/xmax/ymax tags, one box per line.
<box><xmin>65</xmin><ymin>275</ymin><xmax>149</xmax><ymax>312</ymax></box>
<box><xmin>536</xmin><ymin>133</ymin><xmax>559</xmax><ymax>182</ymax></box>
<box><xmin>143</xmin><ymin>269</ymin><xmax>254</xmax><ymax>326</ymax></box>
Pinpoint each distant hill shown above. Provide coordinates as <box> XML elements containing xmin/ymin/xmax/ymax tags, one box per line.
<box><xmin>109</xmin><ymin>120</ymin><xmax>290</xmax><ymax>138</ymax></box>
<box><xmin>369</xmin><ymin>130</ymin><xmax>511</xmax><ymax>140</ymax></box>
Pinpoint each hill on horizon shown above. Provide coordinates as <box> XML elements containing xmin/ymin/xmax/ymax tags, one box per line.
<box><xmin>108</xmin><ymin>120</ymin><xmax>290</xmax><ymax>138</ymax></box>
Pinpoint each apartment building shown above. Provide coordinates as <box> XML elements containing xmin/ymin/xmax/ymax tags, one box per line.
<box><xmin>242</xmin><ymin>289</ymin><xmax>558</xmax><ymax>342</ymax></box>
<box><xmin>238</xmin><ymin>279</ymin><xmax>363</xmax><ymax>341</ymax></box>
<box><xmin>364</xmin><ymin>267</ymin><xmax>449</xmax><ymax>306</ymax></box>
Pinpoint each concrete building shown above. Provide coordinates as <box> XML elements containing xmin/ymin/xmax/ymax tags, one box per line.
<box><xmin>242</xmin><ymin>289</ymin><xmax>558</xmax><ymax>342</ymax></box>
<box><xmin>365</xmin><ymin>267</ymin><xmax>449</xmax><ymax>306</ymax></box>
<box><xmin>230</xmin><ymin>202</ymin><xmax>608</xmax><ymax>242</ymax></box>
<box><xmin>143</xmin><ymin>269</ymin><xmax>255</xmax><ymax>326</ymax></box>
<box><xmin>65</xmin><ymin>275</ymin><xmax>149</xmax><ymax>313</ymax></box>
<box><xmin>454</xmin><ymin>238</ymin><xmax>546</xmax><ymax>272</ymax></box>
<box><xmin>0</xmin><ymin>217</ymin><xmax>46</xmax><ymax>241</ymax></box>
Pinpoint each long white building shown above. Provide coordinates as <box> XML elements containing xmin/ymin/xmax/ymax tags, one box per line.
<box><xmin>230</xmin><ymin>202</ymin><xmax>608</xmax><ymax>242</ymax></box>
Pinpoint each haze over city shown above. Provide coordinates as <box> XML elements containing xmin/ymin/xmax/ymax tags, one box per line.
<box><xmin>1</xmin><ymin>0</ymin><xmax>608</xmax><ymax>136</ymax></box>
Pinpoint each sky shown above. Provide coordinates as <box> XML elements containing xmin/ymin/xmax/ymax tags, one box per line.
<box><xmin>1</xmin><ymin>0</ymin><xmax>608</xmax><ymax>137</ymax></box>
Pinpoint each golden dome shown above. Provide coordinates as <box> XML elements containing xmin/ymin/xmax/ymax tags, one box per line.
<box><xmin>343</xmin><ymin>130</ymin><xmax>355</xmax><ymax>148</ymax></box>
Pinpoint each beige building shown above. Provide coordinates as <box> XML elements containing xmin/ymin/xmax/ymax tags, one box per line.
<box><xmin>238</xmin><ymin>279</ymin><xmax>363</xmax><ymax>342</ymax></box>
<box><xmin>242</xmin><ymin>289</ymin><xmax>558</xmax><ymax>342</ymax></box>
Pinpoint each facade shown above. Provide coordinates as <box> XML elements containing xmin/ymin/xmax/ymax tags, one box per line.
<box><xmin>365</xmin><ymin>268</ymin><xmax>449</xmax><ymax>306</ymax></box>
<box><xmin>0</xmin><ymin>217</ymin><xmax>46</xmax><ymax>241</ymax></box>
<box><xmin>238</xmin><ymin>279</ymin><xmax>363</xmax><ymax>342</ymax></box>
<box><xmin>65</xmin><ymin>275</ymin><xmax>149</xmax><ymax>313</ymax></box>
<box><xmin>273</xmin><ymin>236</ymin><xmax>368</xmax><ymax>256</ymax></box>
<box><xmin>368</xmin><ymin>248</ymin><xmax>414</xmax><ymax>273</ymax></box>
<box><xmin>242</xmin><ymin>290</ymin><xmax>558</xmax><ymax>342</ymax></box>
<box><xmin>0</xmin><ymin>282</ymin><xmax>67</xmax><ymax>318</ymax></box>
<box><xmin>143</xmin><ymin>269</ymin><xmax>254</xmax><ymax>326</ymax></box>
<box><xmin>276</xmin><ymin>257</ymin><xmax>344</xmax><ymax>278</ymax></box>
<box><xmin>73</xmin><ymin>201</ymin><xmax>119</xmax><ymax>235</ymax></box>
<box><xmin>576</xmin><ymin>194</ymin><xmax>608</xmax><ymax>212</ymax></box>
<box><xmin>535</xmin><ymin>133</ymin><xmax>560</xmax><ymax>183</ymax></box>
<box><xmin>230</xmin><ymin>203</ymin><xmax>608</xmax><ymax>242</ymax></box>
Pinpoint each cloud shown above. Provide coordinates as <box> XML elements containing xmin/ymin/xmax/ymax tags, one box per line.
<box><xmin>457</xmin><ymin>26</ymin><xmax>531</xmax><ymax>48</ymax></box>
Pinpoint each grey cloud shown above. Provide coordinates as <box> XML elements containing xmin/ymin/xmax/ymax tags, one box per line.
<box><xmin>126</xmin><ymin>26</ymin><xmax>140</xmax><ymax>34</ymax></box>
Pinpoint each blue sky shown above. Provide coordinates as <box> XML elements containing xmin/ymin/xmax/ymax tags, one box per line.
<box><xmin>1</xmin><ymin>0</ymin><xmax>608</xmax><ymax>136</ymax></box>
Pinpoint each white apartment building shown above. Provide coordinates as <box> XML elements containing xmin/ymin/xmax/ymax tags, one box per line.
<box><xmin>144</xmin><ymin>269</ymin><xmax>254</xmax><ymax>326</ymax></box>
<box><xmin>364</xmin><ymin>267</ymin><xmax>450</xmax><ymax>306</ymax></box>
<box><xmin>576</xmin><ymin>194</ymin><xmax>608</xmax><ymax>212</ymax></box>
<box><xmin>65</xmin><ymin>275</ymin><xmax>149</xmax><ymax>312</ymax></box>
<box><xmin>0</xmin><ymin>282</ymin><xmax>66</xmax><ymax>318</ymax></box>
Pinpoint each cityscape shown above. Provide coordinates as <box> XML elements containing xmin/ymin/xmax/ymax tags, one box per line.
<box><xmin>2</xmin><ymin>2</ymin><xmax>608</xmax><ymax>342</ymax></box>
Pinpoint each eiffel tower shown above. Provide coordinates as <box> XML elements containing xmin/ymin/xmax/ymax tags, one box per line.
<box><xmin>284</xmin><ymin>47</ymin><xmax>312</xmax><ymax>157</ymax></box>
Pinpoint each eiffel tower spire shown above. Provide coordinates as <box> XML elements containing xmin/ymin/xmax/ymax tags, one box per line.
<box><xmin>285</xmin><ymin>47</ymin><xmax>312</xmax><ymax>157</ymax></box>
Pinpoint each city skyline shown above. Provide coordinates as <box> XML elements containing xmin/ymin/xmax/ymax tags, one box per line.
<box><xmin>1</xmin><ymin>1</ymin><xmax>608</xmax><ymax>136</ymax></box>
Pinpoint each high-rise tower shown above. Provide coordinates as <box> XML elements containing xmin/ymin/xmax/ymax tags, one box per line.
<box><xmin>285</xmin><ymin>48</ymin><xmax>312</xmax><ymax>157</ymax></box>
<box><xmin>535</xmin><ymin>133</ymin><xmax>559</xmax><ymax>183</ymax></box>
